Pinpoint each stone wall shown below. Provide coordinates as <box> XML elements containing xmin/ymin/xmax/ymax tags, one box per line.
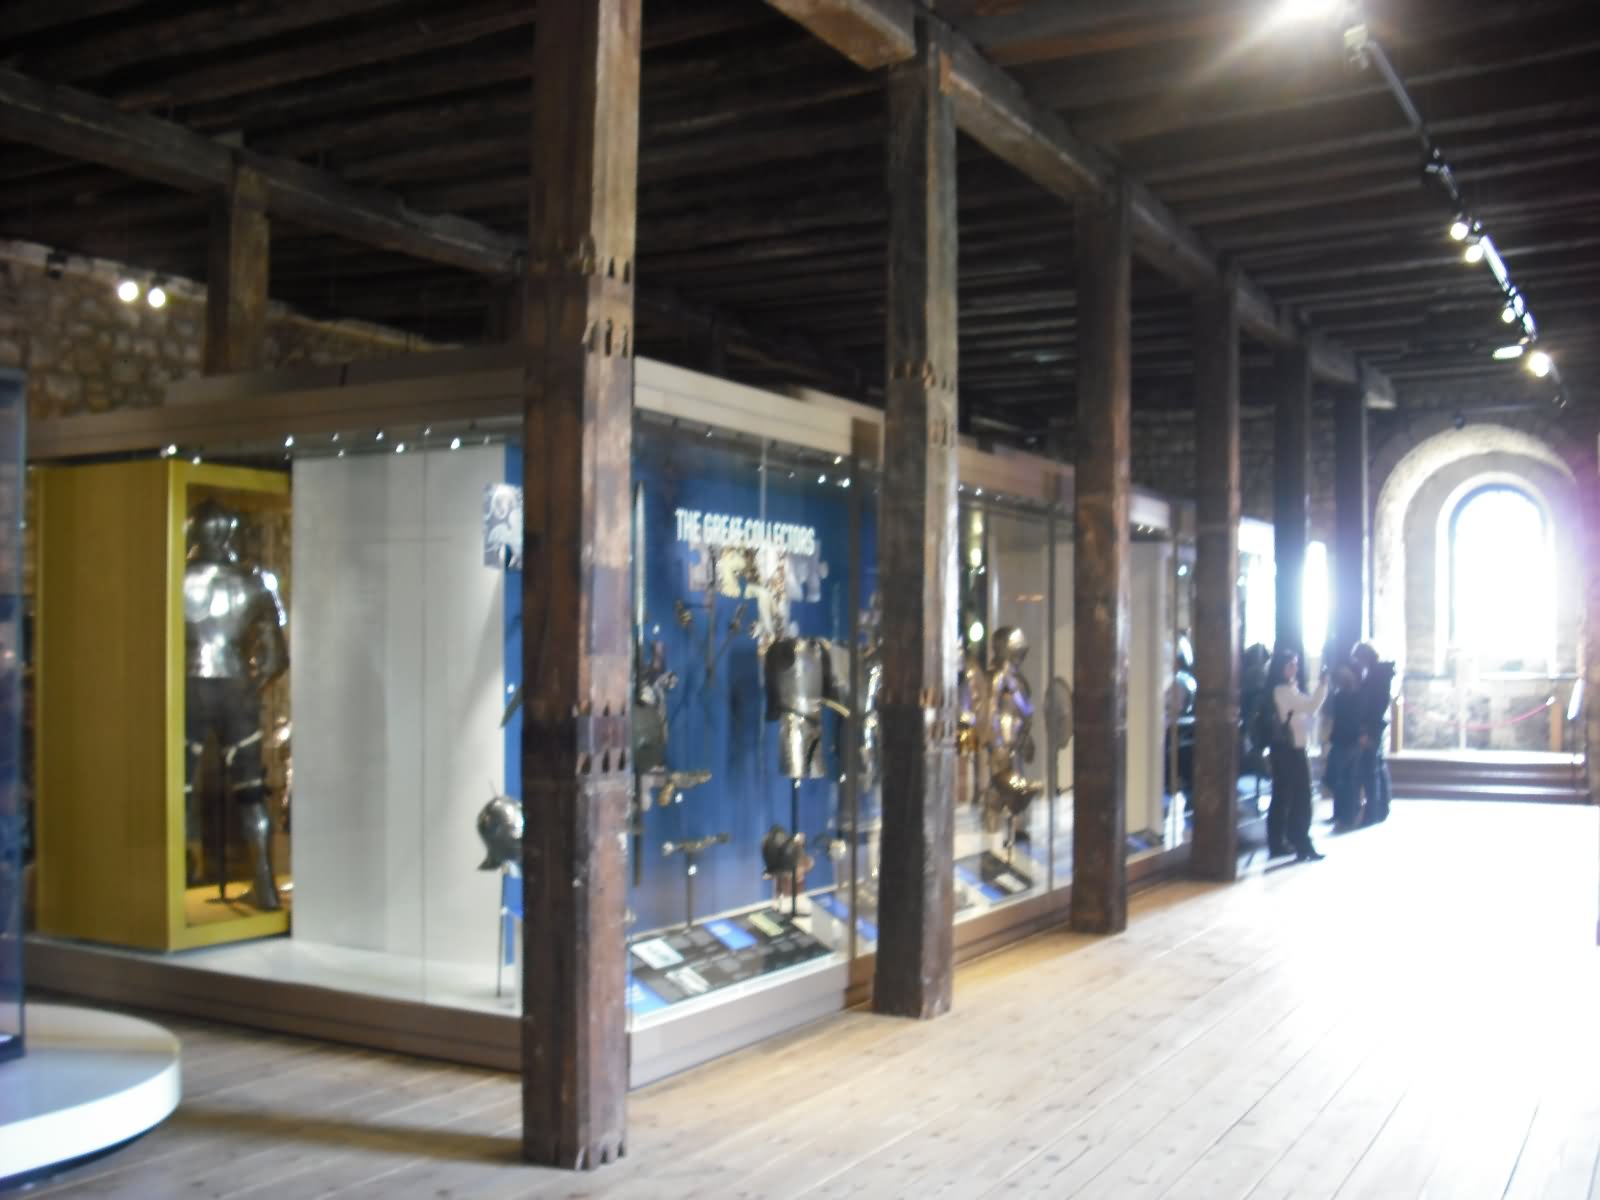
<box><xmin>1131</xmin><ymin>404</ymin><xmax>1338</xmax><ymax>535</ymax></box>
<box><xmin>0</xmin><ymin>239</ymin><xmax>439</xmax><ymax>422</ymax></box>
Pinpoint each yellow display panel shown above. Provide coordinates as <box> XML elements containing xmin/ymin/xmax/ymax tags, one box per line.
<box><xmin>36</xmin><ymin>459</ymin><xmax>291</xmax><ymax>951</ymax></box>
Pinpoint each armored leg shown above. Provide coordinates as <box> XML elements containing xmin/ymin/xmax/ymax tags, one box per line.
<box><xmin>237</xmin><ymin>799</ymin><xmax>281</xmax><ymax>911</ymax></box>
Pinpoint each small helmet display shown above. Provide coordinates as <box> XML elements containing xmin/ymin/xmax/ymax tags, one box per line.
<box><xmin>475</xmin><ymin>794</ymin><xmax>524</xmax><ymax>871</ymax></box>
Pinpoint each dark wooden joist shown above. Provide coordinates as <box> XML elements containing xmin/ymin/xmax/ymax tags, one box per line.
<box><xmin>874</xmin><ymin>17</ymin><xmax>960</xmax><ymax>1019</ymax></box>
<box><xmin>1190</xmin><ymin>275</ymin><xmax>1242</xmax><ymax>882</ymax></box>
<box><xmin>1331</xmin><ymin>388</ymin><xmax>1368</xmax><ymax>664</ymax></box>
<box><xmin>1070</xmin><ymin>180</ymin><xmax>1132</xmax><ymax>936</ymax></box>
<box><xmin>1273</xmin><ymin>345</ymin><xmax>1312</xmax><ymax>668</ymax></box>
<box><xmin>0</xmin><ymin>67</ymin><xmax>519</xmax><ymax>275</ymax></box>
<box><xmin>0</xmin><ymin>66</ymin><xmax>875</xmax><ymax>393</ymax></box>
<box><xmin>520</xmin><ymin>0</ymin><xmax>639</xmax><ymax>1172</ymax></box>
<box><xmin>203</xmin><ymin>164</ymin><xmax>270</xmax><ymax>375</ymax></box>
<box><xmin>760</xmin><ymin>0</ymin><xmax>1396</xmax><ymax>409</ymax></box>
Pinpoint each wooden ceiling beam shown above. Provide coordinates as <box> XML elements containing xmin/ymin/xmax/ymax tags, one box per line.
<box><xmin>762</xmin><ymin>0</ymin><xmax>1394</xmax><ymax>405</ymax></box>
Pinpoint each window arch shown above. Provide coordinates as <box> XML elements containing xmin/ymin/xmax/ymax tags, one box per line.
<box><xmin>1448</xmin><ymin>484</ymin><xmax>1553</xmax><ymax>674</ymax></box>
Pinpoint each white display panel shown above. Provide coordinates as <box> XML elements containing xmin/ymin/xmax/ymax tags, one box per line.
<box><xmin>291</xmin><ymin>445</ymin><xmax>510</xmax><ymax>975</ymax></box>
<box><xmin>1127</xmin><ymin>541</ymin><xmax>1174</xmax><ymax>847</ymax></box>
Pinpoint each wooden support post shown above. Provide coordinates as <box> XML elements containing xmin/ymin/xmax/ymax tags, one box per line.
<box><xmin>520</xmin><ymin>0</ymin><xmax>639</xmax><ymax>1171</ymax></box>
<box><xmin>1332</xmin><ymin>387</ymin><xmax>1368</xmax><ymax>665</ymax></box>
<box><xmin>873</xmin><ymin>18</ymin><xmax>959</xmax><ymax>1020</ymax></box>
<box><xmin>1070</xmin><ymin>181</ymin><xmax>1131</xmax><ymax>935</ymax></box>
<box><xmin>203</xmin><ymin>164</ymin><xmax>269</xmax><ymax>374</ymax></box>
<box><xmin>1273</xmin><ymin>344</ymin><xmax>1312</xmax><ymax>670</ymax></box>
<box><xmin>1190</xmin><ymin>279</ymin><xmax>1241</xmax><ymax>883</ymax></box>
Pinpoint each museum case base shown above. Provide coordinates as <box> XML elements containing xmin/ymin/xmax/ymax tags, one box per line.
<box><xmin>25</xmin><ymin>933</ymin><xmax>850</xmax><ymax>1086</ymax></box>
<box><xmin>0</xmin><ymin>1005</ymin><xmax>181</xmax><ymax>1186</ymax></box>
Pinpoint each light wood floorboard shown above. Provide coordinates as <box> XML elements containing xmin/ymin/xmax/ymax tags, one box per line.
<box><xmin>32</xmin><ymin>799</ymin><xmax>1600</xmax><ymax>1199</ymax></box>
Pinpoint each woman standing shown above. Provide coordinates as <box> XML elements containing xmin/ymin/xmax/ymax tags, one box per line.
<box><xmin>1267</xmin><ymin>649</ymin><xmax>1328</xmax><ymax>862</ymax></box>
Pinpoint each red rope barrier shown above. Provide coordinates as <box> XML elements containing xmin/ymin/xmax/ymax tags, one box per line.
<box><xmin>1462</xmin><ymin>697</ymin><xmax>1554</xmax><ymax>732</ymax></box>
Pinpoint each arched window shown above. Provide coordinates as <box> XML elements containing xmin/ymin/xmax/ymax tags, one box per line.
<box><xmin>1449</xmin><ymin>485</ymin><xmax>1552</xmax><ymax>673</ymax></box>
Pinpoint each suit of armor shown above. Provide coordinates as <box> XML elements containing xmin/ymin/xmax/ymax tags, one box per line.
<box><xmin>183</xmin><ymin>500</ymin><xmax>288</xmax><ymax>910</ymax></box>
<box><xmin>985</xmin><ymin>627</ymin><xmax>1044</xmax><ymax>834</ymax></box>
<box><xmin>764</xmin><ymin>637</ymin><xmax>845</xmax><ymax>779</ymax></box>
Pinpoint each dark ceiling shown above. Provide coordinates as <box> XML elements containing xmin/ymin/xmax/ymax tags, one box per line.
<box><xmin>1</xmin><ymin>0</ymin><xmax>1595</xmax><ymax>442</ymax></box>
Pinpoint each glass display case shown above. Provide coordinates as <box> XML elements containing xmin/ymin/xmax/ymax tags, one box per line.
<box><xmin>34</xmin><ymin>425</ymin><xmax>528</xmax><ymax>1006</ymax></box>
<box><xmin>954</xmin><ymin>497</ymin><xmax>1063</xmax><ymax>915</ymax></box>
<box><xmin>626</xmin><ymin>414</ymin><xmax>870</xmax><ymax>1023</ymax></box>
<box><xmin>0</xmin><ymin>368</ymin><xmax>22</xmax><ymax>1062</ymax></box>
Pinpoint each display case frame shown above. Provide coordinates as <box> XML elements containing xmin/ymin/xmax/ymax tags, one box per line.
<box><xmin>23</xmin><ymin>346</ymin><xmax>1198</xmax><ymax>1076</ymax></box>
<box><xmin>35</xmin><ymin>459</ymin><xmax>290</xmax><ymax>952</ymax></box>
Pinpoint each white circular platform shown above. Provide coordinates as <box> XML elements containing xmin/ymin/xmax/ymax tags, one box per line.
<box><xmin>0</xmin><ymin>1004</ymin><xmax>181</xmax><ymax>1184</ymax></box>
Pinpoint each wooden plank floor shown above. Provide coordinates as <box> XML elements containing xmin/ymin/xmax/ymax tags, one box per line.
<box><xmin>33</xmin><ymin>799</ymin><xmax>1600</xmax><ymax>1199</ymax></box>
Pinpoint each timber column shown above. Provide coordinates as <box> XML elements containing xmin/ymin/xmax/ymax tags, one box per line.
<box><xmin>1070</xmin><ymin>182</ymin><xmax>1132</xmax><ymax>935</ymax></box>
<box><xmin>1190</xmin><ymin>279</ymin><xmax>1242</xmax><ymax>882</ymax></box>
<box><xmin>1274</xmin><ymin>344</ymin><xmax>1312</xmax><ymax>669</ymax></box>
<box><xmin>520</xmin><ymin>0</ymin><xmax>640</xmax><ymax>1170</ymax></box>
<box><xmin>203</xmin><ymin>163</ymin><xmax>269</xmax><ymax>374</ymax></box>
<box><xmin>874</xmin><ymin>18</ymin><xmax>959</xmax><ymax>1020</ymax></box>
<box><xmin>1332</xmin><ymin>387</ymin><xmax>1368</xmax><ymax>664</ymax></box>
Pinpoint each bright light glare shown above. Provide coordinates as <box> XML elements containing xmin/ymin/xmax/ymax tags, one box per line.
<box><xmin>968</xmin><ymin>620</ymin><xmax>985</xmax><ymax>643</ymax></box>
<box><xmin>1527</xmin><ymin>350</ymin><xmax>1552</xmax><ymax>378</ymax></box>
<box><xmin>1303</xmin><ymin>541</ymin><xmax>1329</xmax><ymax>661</ymax></box>
<box><xmin>116</xmin><ymin>279</ymin><xmax>140</xmax><ymax>303</ymax></box>
<box><xmin>1453</xmin><ymin>488</ymin><xmax>1548</xmax><ymax>670</ymax></box>
<box><xmin>1501</xmin><ymin>304</ymin><xmax>1517</xmax><ymax>324</ymax></box>
<box><xmin>1492</xmin><ymin>345</ymin><xmax>1525</xmax><ymax>361</ymax></box>
<box><xmin>1273</xmin><ymin>0</ymin><xmax>1340</xmax><ymax>22</ymax></box>
<box><xmin>1464</xmin><ymin>241</ymin><xmax>1485</xmax><ymax>264</ymax></box>
<box><xmin>146</xmin><ymin>285</ymin><xmax>167</xmax><ymax>309</ymax></box>
<box><xmin>1449</xmin><ymin>219</ymin><xmax>1470</xmax><ymax>241</ymax></box>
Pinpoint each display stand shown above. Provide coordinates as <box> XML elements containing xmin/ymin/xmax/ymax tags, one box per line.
<box><xmin>495</xmin><ymin>864</ymin><xmax>522</xmax><ymax>1001</ymax></box>
<box><xmin>662</xmin><ymin>833</ymin><xmax>729</xmax><ymax>930</ymax></box>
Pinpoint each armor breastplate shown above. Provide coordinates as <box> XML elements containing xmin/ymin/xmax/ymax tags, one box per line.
<box><xmin>183</xmin><ymin>563</ymin><xmax>274</xmax><ymax>680</ymax></box>
<box><xmin>764</xmin><ymin>638</ymin><xmax>826</xmax><ymax>721</ymax></box>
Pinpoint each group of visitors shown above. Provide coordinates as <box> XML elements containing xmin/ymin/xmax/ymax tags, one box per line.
<box><xmin>1263</xmin><ymin>641</ymin><xmax>1396</xmax><ymax>863</ymax></box>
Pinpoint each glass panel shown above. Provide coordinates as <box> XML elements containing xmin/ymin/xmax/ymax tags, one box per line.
<box><xmin>1127</xmin><ymin>537</ymin><xmax>1177</xmax><ymax>855</ymax></box>
<box><xmin>1049</xmin><ymin>516</ymin><xmax>1074</xmax><ymax>889</ymax></box>
<box><xmin>628</xmin><ymin>417</ymin><xmax>854</xmax><ymax>1022</ymax></box>
<box><xmin>954</xmin><ymin>502</ymin><xmax>1052</xmax><ymax>919</ymax></box>
<box><xmin>0</xmin><ymin>370</ymin><xmax>22</xmax><ymax>1062</ymax></box>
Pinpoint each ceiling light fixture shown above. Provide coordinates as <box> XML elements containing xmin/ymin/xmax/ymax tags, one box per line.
<box><xmin>116</xmin><ymin>278</ymin><xmax>141</xmax><ymax>304</ymax></box>
<box><xmin>1491</xmin><ymin>345</ymin><xmax>1525</xmax><ymax>361</ymax></box>
<box><xmin>1527</xmin><ymin>350</ymin><xmax>1552</xmax><ymax>378</ymax></box>
<box><xmin>1448</xmin><ymin>217</ymin><xmax>1470</xmax><ymax>242</ymax></box>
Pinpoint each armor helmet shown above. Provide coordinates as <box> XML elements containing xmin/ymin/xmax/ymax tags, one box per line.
<box><xmin>187</xmin><ymin>499</ymin><xmax>241</xmax><ymax>562</ymax></box>
<box><xmin>476</xmin><ymin>794</ymin><xmax>524</xmax><ymax>871</ymax></box>
<box><xmin>992</xmin><ymin>626</ymin><xmax>1029</xmax><ymax>667</ymax></box>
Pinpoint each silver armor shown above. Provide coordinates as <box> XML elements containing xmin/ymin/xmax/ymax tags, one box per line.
<box><xmin>182</xmin><ymin>500</ymin><xmax>289</xmax><ymax>911</ymax></box>
<box><xmin>985</xmin><ymin>627</ymin><xmax>1043</xmax><ymax>834</ymax></box>
<box><xmin>476</xmin><ymin>794</ymin><xmax>524</xmax><ymax>871</ymax></box>
<box><xmin>764</xmin><ymin>638</ymin><xmax>848</xmax><ymax>779</ymax></box>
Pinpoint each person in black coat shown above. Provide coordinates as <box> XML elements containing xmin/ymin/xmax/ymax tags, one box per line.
<box><xmin>1351</xmin><ymin>643</ymin><xmax>1396</xmax><ymax>826</ymax></box>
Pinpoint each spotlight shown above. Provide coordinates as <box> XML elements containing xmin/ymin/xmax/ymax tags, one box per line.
<box><xmin>116</xmin><ymin>278</ymin><xmax>141</xmax><ymax>304</ymax></box>
<box><xmin>1492</xmin><ymin>345</ymin><xmax>1525</xmax><ymax>361</ymax></box>
<box><xmin>1527</xmin><ymin>350</ymin><xmax>1552</xmax><ymax>378</ymax></box>
<box><xmin>147</xmin><ymin>280</ymin><xmax>168</xmax><ymax>309</ymax></box>
<box><xmin>968</xmin><ymin>620</ymin><xmax>985</xmax><ymax>643</ymax></box>
<box><xmin>449</xmin><ymin>437</ymin><xmax>462</xmax><ymax>450</ymax></box>
<box><xmin>1448</xmin><ymin>218</ymin><xmax>1470</xmax><ymax>242</ymax></box>
<box><xmin>284</xmin><ymin>435</ymin><xmax>295</xmax><ymax>448</ymax></box>
<box><xmin>1463</xmin><ymin>240</ymin><xmax>1485</xmax><ymax>264</ymax></box>
<box><xmin>1501</xmin><ymin>304</ymin><xmax>1517</xmax><ymax>324</ymax></box>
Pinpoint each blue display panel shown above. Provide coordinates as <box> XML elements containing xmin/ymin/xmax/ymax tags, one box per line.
<box><xmin>0</xmin><ymin>369</ymin><xmax>23</xmax><ymax>1062</ymax></box>
<box><xmin>626</xmin><ymin>416</ymin><xmax>874</xmax><ymax>1013</ymax></box>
